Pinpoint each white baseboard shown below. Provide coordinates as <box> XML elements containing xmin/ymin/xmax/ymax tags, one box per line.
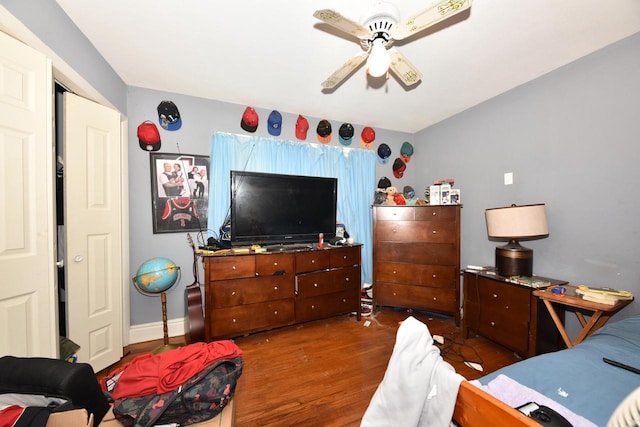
<box><xmin>128</xmin><ymin>316</ymin><xmax>188</xmax><ymax>345</ymax></box>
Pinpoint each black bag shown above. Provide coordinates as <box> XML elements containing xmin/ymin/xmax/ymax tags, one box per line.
<box><xmin>113</xmin><ymin>356</ymin><xmax>243</xmax><ymax>427</ymax></box>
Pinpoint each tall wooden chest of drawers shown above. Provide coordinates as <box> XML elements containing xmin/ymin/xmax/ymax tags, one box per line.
<box><xmin>203</xmin><ymin>245</ymin><xmax>361</xmax><ymax>341</ymax></box>
<box><xmin>372</xmin><ymin>205</ymin><xmax>461</xmax><ymax>324</ymax></box>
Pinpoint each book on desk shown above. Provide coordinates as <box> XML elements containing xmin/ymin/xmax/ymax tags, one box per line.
<box><xmin>575</xmin><ymin>285</ymin><xmax>634</xmax><ymax>305</ymax></box>
<box><xmin>506</xmin><ymin>275</ymin><xmax>552</xmax><ymax>288</ymax></box>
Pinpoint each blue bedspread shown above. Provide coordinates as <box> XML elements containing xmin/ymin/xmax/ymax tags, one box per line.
<box><xmin>477</xmin><ymin>314</ymin><xmax>640</xmax><ymax>426</ymax></box>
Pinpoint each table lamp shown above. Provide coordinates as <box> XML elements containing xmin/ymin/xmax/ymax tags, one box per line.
<box><xmin>485</xmin><ymin>203</ymin><xmax>548</xmax><ymax>277</ymax></box>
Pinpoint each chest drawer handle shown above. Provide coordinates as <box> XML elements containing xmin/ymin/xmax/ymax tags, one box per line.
<box><xmin>493</xmin><ymin>293</ymin><xmax>498</xmax><ymax>298</ymax></box>
<box><xmin>432</xmin><ymin>297</ymin><xmax>437</xmax><ymax>301</ymax></box>
<box><xmin>432</xmin><ymin>212</ymin><xmax>437</xmax><ymax>216</ymax></box>
<box><xmin>432</xmin><ymin>230</ymin><xmax>437</xmax><ymax>234</ymax></box>
<box><xmin>314</xmin><ymin>283</ymin><xmax>318</xmax><ymax>287</ymax></box>
<box><xmin>274</xmin><ymin>310</ymin><xmax>278</xmax><ymax>315</ymax></box>
<box><xmin>273</xmin><ymin>286</ymin><xmax>278</xmax><ymax>291</ymax></box>
<box><xmin>274</xmin><ymin>262</ymin><xmax>279</xmax><ymax>266</ymax></box>
<box><xmin>393</xmin><ymin>270</ymin><xmax>397</xmax><ymax>275</ymax></box>
<box><xmin>490</xmin><ymin>321</ymin><xmax>495</xmax><ymax>326</ymax></box>
<box><xmin>311</xmin><ymin>259</ymin><xmax>316</xmax><ymax>264</ymax></box>
<box><xmin>342</xmin><ymin>298</ymin><xmax>347</xmax><ymax>303</ymax></box>
<box><xmin>311</xmin><ymin>305</ymin><xmax>316</xmax><ymax>310</ymax></box>
<box><xmin>345</xmin><ymin>277</ymin><xmax>349</xmax><ymax>282</ymax></box>
<box><xmin>231</xmin><ymin>291</ymin><xmax>237</xmax><ymax>296</ymax></box>
<box><xmin>232</xmin><ymin>318</ymin><xmax>237</xmax><ymax>323</ymax></box>
<box><xmin>232</xmin><ymin>265</ymin><xmax>236</xmax><ymax>270</ymax></box>
<box><xmin>432</xmin><ymin>274</ymin><xmax>436</xmax><ymax>278</ymax></box>
<box><xmin>343</xmin><ymin>255</ymin><xmax>347</xmax><ymax>260</ymax></box>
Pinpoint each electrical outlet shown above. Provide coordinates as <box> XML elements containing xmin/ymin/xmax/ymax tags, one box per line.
<box><xmin>504</xmin><ymin>172</ymin><xmax>513</xmax><ymax>185</ymax></box>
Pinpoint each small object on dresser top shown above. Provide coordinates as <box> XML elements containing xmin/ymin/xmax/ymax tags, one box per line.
<box><xmin>551</xmin><ymin>286</ymin><xmax>566</xmax><ymax>296</ymax></box>
<box><xmin>507</xmin><ymin>275</ymin><xmax>552</xmax><ymax>288</ymax></box>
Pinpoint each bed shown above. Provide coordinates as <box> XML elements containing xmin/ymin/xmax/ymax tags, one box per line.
<box><xmin>452</xmin><ymin>313</ymin><xmax>640</xmax><ymax>427</ymax></box>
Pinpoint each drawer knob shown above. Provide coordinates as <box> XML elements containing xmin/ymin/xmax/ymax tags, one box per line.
<box><xmin>274</xmin><ymin>286</ymin><xmax>278</xmax><ymax>290</ymax></box>
<box><xmin>232</xmin><ymin>266</ymin><xmax>236</xmax><ymax>270</ymax></box>
<box><xmin>345</xmin><ymin>277</ymin><xmax>350</xmax><ymax>282</ymax></box>
<box><xmin>232</xmin><ymin>318</ymin><xmax>237</xmax><ymax>323</ymax></box>
<box><xmin>493</xmin><ymin>294</ymin><xmax>498</xmax><ymax>298</ymax></box>
<box><xmin>274</xmin><ymin>262</ymin><xmax>279</xmax><ymax>266</ymax></box>
<box><xmin>231</xmin><ymin>291</ymin><xmax>236</xmax><ymax>296</ymax></box>
<box><xmin>342</xmin><ymin>298</ymin><xmax>347</xmax><ymax>303</ymax></box>
<box><xmin>432</xmin><ymin>230</ymin><xmax>436</xmax><ymax>234</ymax></box>
<box><xmin>432</xmin><ymin>274</ymin><xmax>436</xmax><ymax>278</ymax></box>
<box><xmin>432</xmin><ymin>212</ymin><xmax>437</xmax><ymax>216</ymax></box>
<box><xmin>311</xmin><ymin>259</ymin><xmax>315</xmax><ymax>264</ymax></box>
<box><xmin>314</xmin><ymin>283</ymin><xmax>318</xmax><ymax>287</ymax></box>
<box><xmin>343</xmin><ymin>255</ymin><xmax>347</xmax><ymax>260</ymax></box>
<box><xmin>393</xmin><ymin>270</ymin><xmax>397</xmax><ymax>275</ymax></box>
<box><xmin>393</xmin><ymin>292</ymin><xmax>397</xmax><ymax>296</ymax></box>
<box><xmin>274</xmin><ymin>311</ymin><xmax>278</xmax><ymax>315</ymax></box>
<box><xmin>311</xmin><ymin>305</ymin><xmax>316</xmax><ymax>309</ymax></box>
<box><xmin>433</xmin><ymin>297</ymin><xmax>437</xmax><ymax>301</ymax></box>
<box><xmin>491</xmin><ymin>321</ymin><xmax>495</xmax><ymax>326</ymax></box>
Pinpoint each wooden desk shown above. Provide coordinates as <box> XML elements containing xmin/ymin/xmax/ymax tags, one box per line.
<box><xmin>533</xmin><ymin>285</ymin><xmax>633</xmax><ymax>348</ymax></box>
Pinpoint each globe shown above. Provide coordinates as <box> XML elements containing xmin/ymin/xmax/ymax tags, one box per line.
<box><xmin>132</xmin><ymin>257</ymin><xmax>180</xmax><ymax>294</ymax></box>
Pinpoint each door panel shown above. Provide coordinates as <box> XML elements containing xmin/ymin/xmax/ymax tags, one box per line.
<box><xmin>64</xmin><ymin>93</ymin><xmax>123</xmax><ymax>371</ymax></box>
<box><xmin>0</xmin><ymin>31</ymin><xmax>57</xmax><ymax>358</ymax></box>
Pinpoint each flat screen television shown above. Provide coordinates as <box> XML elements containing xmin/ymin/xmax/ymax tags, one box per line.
<box><xmin>230</xmin><ymin>171</ymin><xmax>337</xmax><ymax>246</ymax></box>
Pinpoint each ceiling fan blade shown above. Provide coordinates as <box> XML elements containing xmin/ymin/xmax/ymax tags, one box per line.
<box><xmin>388</xmin><ymin>48</ymin><xmax>422</xmax><ymax>87</ymax></box>
<box><xmin>313</xmin><ymin>9</ymin><xmax>371</xmax><ymax>39</ymax></box>
<box><xmin>321</xmin><ymin>52</ymin><xmax>369</xmax><ymax>89</ymax></box>
<box><xmin>392</xmin><ymin>0</ymin><xmax>472</xmax><ymax>40</ymax></box>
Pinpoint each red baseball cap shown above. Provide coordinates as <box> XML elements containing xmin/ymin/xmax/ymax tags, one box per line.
<box><xmin>393</xmin><ymin>157</ymin><xmax>406</xmax><ymax>179</ymax></box>
<box><xmin>361</xmin><ymin>126</ymin><xmax>375</xmax><ymax>149</ymax></box>
<box><xmin>137</xmin><ymin>121</ymin><xmax>161</xmax><ymax>151</ymax></box>
<box><xmin>240</xmin><ymin>107</ymin><xmax>259</xmax><ymax>133</ymax></box>
<box><xmin>295</xmin><ymin>115</ymin><xmax>309</xmax><ymax>140</ymax></box>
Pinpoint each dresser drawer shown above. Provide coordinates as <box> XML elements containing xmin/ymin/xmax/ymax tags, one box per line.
<box><xmin>297</xmin><ymin>266</ymin><xmax>360</xmax><ymax>298</ymax></box>
<box><xmin>208</xmin><ymin>300</ymin><xmax>295</xmax><ymax>339</ymax></box>
<box><xmin>295</xmin><ymin>250</ymin><xmax>331</xmax><ymax>273</ymax></box>
<box><xmin>375</xmin><ymin>263</ymin><xmax>456</xmax><ymax>287</ymax></box>
<box><xmin>374</xmin><ymin>206</ymin><xmax>416</xmax><ymax>221</ymax></box>
<box><xmin>374</xmin><ymin>242</ymin><xmax>458</xmax><ymax>265</ymax></box>
<box><xmin>207</xmin><ymin>255</ymin><xmax>255</xmax><ymax>280</ymax></box>
<box><xmin>208</xmin><ymin>275</ymin><xmax>295</xmax><ymax>308</ymax></box>
<box><xmin>329</xmin><ymin>245</ymin><xmax>361</xmax><ymax>267</ymax></box>
<box><xmin>414</xmin><ymin>206</ymin><xmax>458</xmax><ymax>222</ymax></box>
<box><xmin>466</xmin><ymin>277</ymin><xmax>531</xmax><ymax>322</ymax></box>
<box><xmin>295</xmin><ymin>290</ymin><xmax>358</xmax><ymax>322</ymax></box>
<box><xmin>375</xmin><ymin>283</ymin><xmax>458</xmax><ymax>313</ymax></box>
<box><xmin>465</xmin><ymin>300</ymin><xmax>529</xmax><ymax>355</ymax></box>
<box><xmin>376</xmin><ymin>221</ymin><xmax>457</xmax><ymax>243</ymax></box>
<box><xmin>255</xmin><ymin>253</ymin><xmax>294</xmax><ymax>276</ymax></box>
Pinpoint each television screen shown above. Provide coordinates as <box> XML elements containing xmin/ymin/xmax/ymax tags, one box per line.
<box><xmin>230</xmin><ymin>171</ymin><xmax>337</xmax><ymax>246</ymax></box>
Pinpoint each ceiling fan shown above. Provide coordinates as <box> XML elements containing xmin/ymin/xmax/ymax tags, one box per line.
<box><xmin>313</xmin><ymin>0</ymin><xmax>472</xmax><ymax>89</ymax></box>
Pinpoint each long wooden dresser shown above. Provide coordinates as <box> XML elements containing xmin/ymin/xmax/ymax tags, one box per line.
<box><xmin>372</xmin><ymin>205</ymin><xmax>461</xmax><ymax>324</ymax></box>
<box><xmin>202</xmin><ymin>244</ymin><xmax>361</xmax><ymax>341</ymax></box>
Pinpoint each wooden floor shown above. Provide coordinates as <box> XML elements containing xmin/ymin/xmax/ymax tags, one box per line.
<box><xmin>100</xmin><ymin>307</ymin><xmax>522</xmax><ymax>427</ymax></box>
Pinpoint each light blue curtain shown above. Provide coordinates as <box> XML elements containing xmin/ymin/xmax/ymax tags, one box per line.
<box><xmin>208</xmin><ymin>132</ymin><xmax>376</xmax><ymax>284</ymax></box>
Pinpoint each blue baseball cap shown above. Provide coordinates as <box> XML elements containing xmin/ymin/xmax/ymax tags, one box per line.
<box><xmin>268</xmin><ymin>110</ymin><xmax>282</xmax><ymax>136</ymax></box>
<box><xmin>157</xmin><ymin>100</ymin><xmax>182</xmax><ymax>131</ymax></box>
<box><xmin>377</xmin><ymin>143</ymin><xmax>391</xmax><ymax>164</ymax></box>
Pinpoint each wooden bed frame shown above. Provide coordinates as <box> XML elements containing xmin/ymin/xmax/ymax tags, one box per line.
<box><xmin>452</xmin><ymin>381</ymin><xmax>540</xmax><ymax>427</ymax></box>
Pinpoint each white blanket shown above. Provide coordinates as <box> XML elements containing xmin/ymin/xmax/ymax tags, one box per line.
<box><xmin>361</xmin><ymin>316</ymin><xmax>464</xmax><ymax>427</ymax></box>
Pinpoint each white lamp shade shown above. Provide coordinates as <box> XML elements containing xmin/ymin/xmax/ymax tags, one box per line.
<box><xmin>485</xmin><ymin>204</ymin><xmax>549</xmax><ymax>239</ymax></box>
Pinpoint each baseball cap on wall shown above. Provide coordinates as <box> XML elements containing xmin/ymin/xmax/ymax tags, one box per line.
<box><xmin>317</xmin><ymin>120</ymin><xmax>332</xmax><ymax>144</ymax></box>
<box><xmin>157</xmin><ymin>100</ymin><xmax>182</xmax><ymax>131</ymax></box>
<box><xmin>361</xmin><ymin>126</ymin><xmax>375</xmax><ymax>149</ymax></box>
<box><xmin>392</xmin><ymin>157</ymin><xmax>406</xmax><ymax>179</ymax></box>
<box><xmin>338</xmin><ymin>123</ymin><xmax>354</xmax><ymax>146</ymax></box>
<box><xmin>400</xmin><ymin>141</ymin><xmax>414</xmax><ymax>163</ymax></box>
<box><xmin>137</xmin><ymin>121</ymin><xmax>161</xmax><ymax>151</ymax></box>
<box><xmin>268</xmin><ymin>110</ymin><xmax>282</xmax><ymax>136</ymax></box>
<box><xmin>377</xmin><ymin>143</ymin><xmax>391</xmax><ymax>164</ymax></box>
<box><xmin>295</xmin><ymin>115</ymin><xmax>309</xmax><ymax>140</ymax></box>
<box><xmin>377</xmin><ymin>176</ymin><xmax>391</xmax><ymax>190</ymax></box>
<box><xmin>240</xmin><ymin>106</ymin><xmax>259</xmax><ymax>133</ymax></box>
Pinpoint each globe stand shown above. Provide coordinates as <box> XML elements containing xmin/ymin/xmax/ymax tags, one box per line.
<box><xmin>152</xmin><ymin>292</ymin><xmax>183</xmax><ymax>354</ymax></box>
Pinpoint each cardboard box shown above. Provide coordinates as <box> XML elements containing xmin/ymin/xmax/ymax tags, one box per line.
<box><xmin>47</xmin><ymin>398</ymin><xmax>235</xmax><ymax>427</ymax></box>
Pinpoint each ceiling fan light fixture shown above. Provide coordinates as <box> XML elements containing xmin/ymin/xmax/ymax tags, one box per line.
<box><xmin>367</xmin><ymin>37</ymin><xmax>390</xmax><ymax>77</ymax></box>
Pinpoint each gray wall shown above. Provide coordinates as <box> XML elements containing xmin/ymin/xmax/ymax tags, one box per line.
<box><xmin>411</xmin><ymin>32</ymin><xmax>640</xmax><ymax>335</ymax></box>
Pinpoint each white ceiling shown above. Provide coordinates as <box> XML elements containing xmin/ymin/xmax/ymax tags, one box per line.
<box><xmin>56</xmin><ymin>0</ymin><xmax>640</xmax><ymax>133</ymax></box>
